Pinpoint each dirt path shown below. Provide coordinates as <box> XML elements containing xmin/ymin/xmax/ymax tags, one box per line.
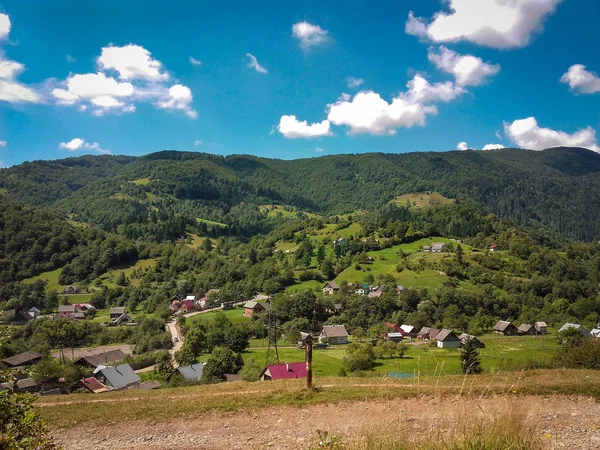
<box><xmin>51</xmin><ymin>344</ymin><xmax>132</xmax><ymax>361</ymax></box>
<box><xmin>53</xmin><ymin>395</ymin><xmax>600</xmax><ymax>449</ymax></box>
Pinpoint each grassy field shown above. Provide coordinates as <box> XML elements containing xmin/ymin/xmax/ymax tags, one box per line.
<box><xmin>186</xmin><ymin>307</ymin><xmax>252</xmax><ymax>326</ymax></box>
<box><xmin>36</xmin><ymin>369</ymin><xmax>600</xmax><ymax>429</ymax></box>
<box><xmin>130</xmin><ymin>178</ymin><xmax>150</xmax><ymax>185</ymax></box>
<box><xmin>275</xmin><ymin>241</ymin><xmax>299</xmax><ymax>253</ymax></box>
<box><xmin>196</xmin><ymin>218</ymin><xmax>227</xmax><ymax>229</ymax></box>
<box><xmin>390</xmin><ymin>192</ymin><xmax>455</xmax><ymax>209</ymax></box>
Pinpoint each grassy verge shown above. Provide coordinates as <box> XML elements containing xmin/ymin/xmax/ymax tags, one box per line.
<box><xmin>37</xmin><ymin>369</ymin><xmax>600</xmax><ymax>430</ymax></box>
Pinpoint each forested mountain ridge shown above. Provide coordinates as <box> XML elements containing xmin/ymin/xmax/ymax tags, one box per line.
<box><xmin>2</xmin><ymin>147</ymin><xmax>600</xmax><ymax>241</ymax></box>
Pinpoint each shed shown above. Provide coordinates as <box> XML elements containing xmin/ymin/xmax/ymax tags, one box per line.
<box><xmin>261</xmin><ymin>362</ymin><xmax>306</xmax><ymax>381</ymax></box>
<box><xmin>517</xmin><ymin>324</ymin><xmax>536</xmax><ymax>335</ymax></box>
<box><xmin>2</xmin><ymin>350</ymin><xmax>42</xmax><ymax>368</ymax></box>
<box><xmin>15</xmin><ymin>378</ymin><xmax>41</xmax><ymax>393</ymax></box>
<box><xmin>386</xmin><ymin>332</ymin><xmax>404</xmax><ymax>343</ymax></box>
<box><xmin>243</xmin><ymin>301</ymin><xmax>265</xmax><ymax>316</ymax></box>
<box><xmin>69</xmin><ymin>312</ymin><xmax>86</xmax><ymax>320</ymax></box>
<box><xmin>417</xmin><ymin>327</ymin><xmax>440</xmax><ymax>340</ymax></box>
<box><xmin>109</xmin><ymin>307</ymin><xmax>125</xmax><ymax>320</ymax></box>
<box><xmin>535</xmin><ymin>322</ymin><xmax>548</xmax><ymax>334</ymax></box>
<box><xmin>320</xmin><ymin>325</ymin><xmax>349</xmax><ymax>345</ymax></box>
<box><xmin>11</xmin><ymin>310</ymin><xmax>34</xmax><ymax>324</ymax></box>
<box><xmin>435</xmin><ymin>329</ymin><xmax>461</xmax><ymax>348</ymax></box>
<box><xmin>93</xmin><ymin>364</ymin><xmax>140</xmax><ymax>390</ymax></box>
<box><xmin>493</xmin><ymin>321</ymin><xmax>518</xmax><ymax>336</ymax></box>
<box><xmin>322</xmin><ymin>282</ymin><xmax>340</xmax><ymax>296</ymax></box>
<box><xmin>459</xmin><ymin>333</ymin><xmax>486</xmax><ymax>348</ymax></box>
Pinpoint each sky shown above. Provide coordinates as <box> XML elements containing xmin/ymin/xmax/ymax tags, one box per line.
<box><xmin>0</xmin><ymin>0</ymin><xmax>599</xmax><ymax>166</ymax></box>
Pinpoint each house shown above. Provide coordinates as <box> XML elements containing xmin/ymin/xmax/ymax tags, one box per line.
<box><xmin>322</xmin><ymin>282</ymin><xmax>340</xmax><ymax>296</ymax></box>
<box><xmin>27</xmin><ymin>307</ymin><xmax>41</xmax><ymax>319</ymax></box>
<box><xmin>517</xmin><ymin>324</ymin><xmax>536</xmax><ymax>335</ymax></box>
<box><xmin>435</xmin><ymin>329</ymin><xmax>461</xmax><ymax>348</ymax></box>
<box><xmin>111</xmin><ymin>313</ymin><xmax>131</xmax><ymax>326</ymax></box>
<box><xmin>93</xmin><ymin>364</ymin><xmax>140</xmax><ymax>390</ymax></box>
<box><xmin>493</xmin><ymin>321</ymin><xmax>518</xmax><ymax>336</ymax></box>
<box><xmin>417</xmin><ymin>327</ymin><xmax>440</xmax><ymax>340</ymax></box>
<box><xmin>69</xmin><ymin>312</ymin><xmax>86</xmax><ymax>320</ymax></box>
<box><xmin>535</xmin><ymin>322</ymin><xmax>548</xmax><ymax>335</ymax></box>
<box><xmin>559</xmin><ymin>323</ymin><xmax>591</xmax><ymax>337</ymax></box>
<box><xmin>11</xmin><ymin>310</ymin><xmax>35</xmax><ymax>324</ymax></box>
<box><xmin>175</xmin><ymin>363</ymin><xmax>204</xmax><ymax>381</ymax></box>
<box><xmin>385</xmin><ymin>323</ymin><xmax>401</xmax><ymax>332</ymax></box>
<box><xmin>170</xmin><ymin>300</ymin><xmax>181</xmax><ymax>313</ymax></box>
<box><xmin>2</xmin><ymin>350</ymin><xmax>42</xmax><ymax>368</ymax></box>
<box><xmin>320</xmin><ymin>325</ymin><xmax>349</xmax><ymax>345</ymax></box>
<box><xmin>591</xmin><ymin>329</ymin><xmax>600</xmax><ymax>338</ymax></box>
<box><xmin>80</xmin><ymin>377</ymin><xmax>110</xmax><ymax>393</ymax></box>
<box><xmin>385</xmin><ymin>332</ymin><xmax>404</xmax><ymax>343</ymax></box>
<box><xmin>62</xmin><ymin>286</ymin><xmax>81</xmax><ymax>295</ymax></box>
<box><xmin>423</xmin><ymin>246</ymin><xmax>431</xmax><ymax>252</ymax></box>
<box><xmin>179</xmin><ymin>300</ymin><xmax>195</xmax><ymax>314</ymax></box>
<box><xmin>185</xmin><ymin>294</ymin><xmax>196</xmax><ymax>302</ymax></box>
<box><xmin>73</xmin><ymin>303</ymin><xmax>94</xmax><ymax>311</ymax></box>
<box><xmin>109</xmin><ymin>307</ymin><xmax>125</xmax><ymax>321</ymax></box>
<box><xmin>400</xmin><ymin>324</ymin><xmax>418</xmax><ymax>338</ymax></box>
<box><xmin>354</xmin><ymin>284</ymin><xmax>370</xmax><ymax>296</ymax></box>
<box><xmin>261</xmin><ymin>362</ymin><xmax>306</xmax><ymax>381</ymax></box>
<box><xmin>459</xmin><ymin>333</ymin><xmax>486</xmax><ymax>348</ymax></box>
<box><xmin>243</xmin><ymin>301</ymin><xmax>265</xmax><ymax>316</ymax></box>
<box><xmin>75</xmin><ymin>349</ymin><xmax>127</xmax><ymax>369</ymax></box>
<box><xmin>15</xmin><ymin>378</ymin><xmax>41</xmax><ymax>393</ymax></box>
<box><xmin>57</xmin><ymin>304</ymin><xmax>76</xmax><ymax>319</ymax></box>
<box><xmin>431</xmin><ymin>242</ymin><xmax>446</xmax><ymax>253</ymax></box>
<box><xmin>489</xmin><ymin>245</ymin><xmax>497</xmax><ymax>252</ymax></box>
<box><xmin>368</xmin><ymin>287</ymin><xmax>384</xmax><ymax>299</ymax></box>
<box><xmin>396</xmin><ymin>285</ymin><xmax>405</xmax><ymax>294</ymax></box>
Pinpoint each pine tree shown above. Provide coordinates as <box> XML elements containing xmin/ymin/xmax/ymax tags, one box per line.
<box><xmin>459</xmin><ymin>338</ymin><xmax>482</xmax><ymax>375</ymax></box>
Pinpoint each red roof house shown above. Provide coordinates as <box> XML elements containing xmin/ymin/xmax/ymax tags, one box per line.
<box><xmin>179</xmin><ymin>300</ymin><xmax>195</xmax><ymax>313</ymax></box>
<box><xmin>261</xmin><ymin>362</ymin><xmax>306</xmax><ymax>381</ymax></box>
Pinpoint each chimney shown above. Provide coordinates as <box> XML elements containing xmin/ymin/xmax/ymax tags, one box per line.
<box><xmin>286</xmin><ymin>362</ymin><xmax>290</xmax><ymax>371</ymax></box>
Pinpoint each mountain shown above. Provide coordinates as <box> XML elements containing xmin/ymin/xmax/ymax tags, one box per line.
<box><xmin>2</xmin><ymin>147</ymin><xmax>600</xmax><ymax>241</ymax></box>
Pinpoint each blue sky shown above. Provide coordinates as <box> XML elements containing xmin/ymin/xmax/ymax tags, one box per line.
<box><xmin>0</xmin><ymin>0</ymin><xmax>599</xmax><ymax>166</ymax></box>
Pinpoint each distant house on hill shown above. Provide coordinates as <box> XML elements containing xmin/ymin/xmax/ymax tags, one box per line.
<box><xmin>517</xmin><ymin>324</ymin><xmax>536</xmax><ymax>335</ymax></box>
<box><xmin>435</xmin><ymin>329</ymin><xmax>461</xmax><ymax>349</ymax></box>
<box><xmin>243</xmin><ymin>301</ymin><xmax>265</xmax><ymax>316</ymax></box>
<box><xmin>559</xmin><ymin>323</ymin><xmax>591</xmax><ymax>337</ymax></box>
<box><xmin>109</xmin><ymin>307</ymin><xmax>125</xmax><ymax>321</ymax></box>
<box><xmin>62</xmin><ymin>286</ymin><xmax>81</xmax><ymax>295</ymax></box>
<box><xmin>11</xmin><ymin>310</ymin><xmax>35</xmax><ymax>324</ymax></box>
<box><xmin>261</xmin><ymin>362</ymin><xmax>306</xmax><ymax>381</ymax></box>
<box><xmin>396</xmin><ymin>285</ymin><xmax>405</xmax><ymax>294</ymax></box>
<box><xmin>27</xmin><ymin>307</ymin><xmax>41</xmax><ymax>319</ymax></box>
<box><xmin>322</xmin><ymin>282</ymin><xmax>339</xmax><ymax>296</ymax></box>
<box><xmin>57</xmin><ymin>304</ymin><xmax>76</xmax><ymax>319</ymax></box>
<box><xmin>2</xmin><ymin>351</ymin><xmax>42</xmax><ymax>368</ymax></box>
<box><xmin>493</xmin><ymin>321</ymin><xmax>518</xmax><ymax>336</ymax></box>
<box><xmin>535</xmin><ymin>322</ymin><xmax>548</xmax><ymax>334</ymax></box>
<box><xmin>320</xmin><ymin>325</ymin><xmax>349</xmax><ymax>345</ymax></box>
<box><xmin>489</xmin><ymin>245</ymin><xmax>497</xmax><ymax>252</ymax></box>
<box><xmin>423</xmin><ymin>245</ymin><xmax>431</xmax><ymax>252</ymax></box>
<box><xmin>354</xmin><ymin>284</ymin><xmax>370</xmax><ymax>296</ymax></box>
<box><xmin>431</xmin><ymin>243</ymin><xmax>445</xmax><ymax>253</ymax></box>
<box><xmin>400</xmin><ymin>324</ymin><xmax>418</xmax><ymax>338</ymax></box>
<box><xmin>69</xmin><ymin>312</ymin><xmax>86</xmax><ymax>320</ymax></box>
<box><xmin>179</xmin><ymin>300</ymin><xmax>195</xmax><ymax>314</ymax></box>
<box><xmin>75</xmin><ymin>349</ymin><xmax>127</xmax><ymax>369</ymax></box>
<box><xmin>368</xmin><ymin>287</ymin><xmax>384</xmax><ymax>298</ymax></box>
<box><xmin>174</xmin><ymin>363</ymin><xmax>204</xmax><ymax>382</ymax></box>
<box><xmin>417</xmin><ymin>327</ymin><xmax>440</xmax><ymax>340</ymax></box>
<box><xmin>385</xmin><ymin>332</ymin><xmax>404</xmax><ymax>343</ymax></box>
<box><xmin>93</xmin><ymin>364</ymin><xmax>140</xmax><ymax>390</ymax></box>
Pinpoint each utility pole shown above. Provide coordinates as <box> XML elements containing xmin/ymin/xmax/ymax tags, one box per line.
<box><xmin>305</xmin><ymin>334</ymin><xmax>313</xmax><ymax>389</ymax></box>
<box><xmin>265</xmin><ymin>297</ymin><xmax>280</xmax><ymax>367</ymax></box>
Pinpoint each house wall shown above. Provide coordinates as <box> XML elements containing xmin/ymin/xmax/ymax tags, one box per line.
<box><xmin>328</xmin><ymin>336</ymin><xmax>348</xmax><ymax>345</ymax></box>
<box><xmin>244</xmin><ymin>308</ymin><xmax>254</xmax><ymax>316</ymax></box>
<box><xmin>57</xmin><ymin>311</ymin><xmax>71</xmax><ymax>319</ymax></box>
<box><xmin>437</xmin><ymin>340</ymin><xmax>461</xmax><ymax>349</ymax></box>
<box><xmin>323</xmin><ymin>288</ymin><xmax>334</xmax><ymax>295</ymax></box>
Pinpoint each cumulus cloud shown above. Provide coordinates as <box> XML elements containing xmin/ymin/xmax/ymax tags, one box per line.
<box><xmin>246</xmin><ymin>53</ymin><xmax>267</xmax><ymax>74</ymax></box>
<box><xmin>406</xmin><ymin>0</ymin><xmax>562</xmax><ymax>49</ymax></box>
<box><xmin>292</xmin><ymin>22</ymin><xmax>329</xmax><ymax>49</ymax></box>
<box><xmin>189</xmin><ymin>56</ymin><xmax>202</xmax><ymax>66</ymax></box>
<box><xmin>51</xmin><ymin>44</ymin><xmax>196</xmax><ymax>118</ymax></box>
<box><xmin>277</xmin><ymin>115</ymin><xmax>332</xmax><ymax>139</ymax></box>
<box><xmin>97</xmin><ymin>44</ymin><xmax>169</xmax><ymax>81</ymax></box>
<box><xmin>495</xmin><ymin>130</ymin><xmax>503</xmax><ymax>140</ymax></box>
<box><xmin>457</xmin><ymin>141</ymin><xmax>468</xmax><ymax>150</ymax></box>
<box><xmin>560</xmin><ymin>64</ymin><xmax>600</xmax><ymax>95</ymax></box>
<box><xmin>482</xmin><ymin>143</ymin><xmax>505</xmax><ymax>150</ymax></box>
<box><xmin>59</xmin><ymin>138</ymin><xmax>110</xmax><ymax>154</ymax></box>
<box><xmin>428</xmin><ymin>46</ymin><xmax>500</xmax><ymax>86</ymax></box>
<box><xmin>326</xmin><ymin>75</ymin><xmax>465</xmax><ymax>135</ymax></box>
<box><xmin>0</xmin><ymin>14</ymin><xmax>41</xmax><ymax>103</ymax></box>
<box><xmin>0</xmin><ymin>13</ymin><xmax>9</xmax><ymax>40</ymax></box>
<box><xmin>346</xmin><ymin>76</ymin><xmax>365</xmax><ymax>89</ymax></box>
<box><xmin>504</xmin><ymin>117</ymin><xmax>599</xmax><ymax>152</ymax></box>
<box><xmin>156</xmin><ymin>84</ymin><xmax>197</xmax><ymax>118</ymax></box>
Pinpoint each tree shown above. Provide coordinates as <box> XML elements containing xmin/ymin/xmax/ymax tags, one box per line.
<box><xmin>240</xmin><ymin>357</ymin><xmax>263</xmax><ymax>381</ymax></box>
<box><xmin>201</xmin><ymin>346</ymin><xmax>243</xmax><ymax>384</ymax></box>
<box><xmin>342</xmin><ymin>342</ymin><xmax>376</xmax><ymax>373</ymax></box>
<box><xmin>456</xmin><ymin>244</ymin><xmax>464</xmax><ymax>264</ymax></box>
<box><xmin>174</xmin><ymin>346</ymin><xmax>196</xmax><ymax>367</ymax></box>
<box><xmin>155</xmin><ymin>351</ymin><xmax>174</xmax><ymax>378</ymax></box>
<box><xmin>115</xmin><ymin>271</ymin><xmax>127</xmax><ymax>286</ymax></box>
<box><xmin>558</xmin><ymin>327</ymin><xmax>585</xmax><ymax>348</ymax></box>
<box><xmin>352</xmin><ymin>327</ymin><xmax>366</xmax><ymax>342</ymax></box>
<box><xmin>459</xmin><ymin>338</ymin><xmax>482</xmax><ymax>375</ymax></box>
<box><xmin>202</xmin><ymin>238</ymin><xmax>213</xmax><ymax>252</ymax></box>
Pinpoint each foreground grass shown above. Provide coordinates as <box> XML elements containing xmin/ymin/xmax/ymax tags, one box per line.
<box><xmin>37</xmin><ymin>369</ymin><xmax>600</xmax><ymax>429</ymax></box>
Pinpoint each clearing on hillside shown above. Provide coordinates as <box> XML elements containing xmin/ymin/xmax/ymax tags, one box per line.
<box><xmin>390</xmin><ymin>192</ymin><xmax>455</xmax><ymax>208</ymax></box>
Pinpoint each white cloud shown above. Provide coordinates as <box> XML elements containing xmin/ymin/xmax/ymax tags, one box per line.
<box><xmin>189</xmin><ymin>56</ymin><xmax>202</xmax><ymax>66</ymax></box>
<box><xmin>0</xmin><ymin>13</ymin><xmax>10</xmax><ymax>40</ymax></box>
<box><xmin>504</xmin><ymin>117</ymin><xmax>599</xmax><ymax>152</ymax></box>
<box><xmin>59</xmin><ymin>138</ymin><xmax>110</xmax><ymax>154</ymax></box>
<box><xmin>457</xmin><ymin>141</ymin><xmax>468</xmax><ymax>150</ymax></box>
<box><xmin>52</xmin><ymin>44</ymin><xmax>195</xmax><ymax>118</ymax></box>
<box><xmin>0</xmin><ymin>15</ymin><xmax>41</xmax><ymax>104</ymax></box>
<box><xmin>246</xmin><ymin>53</ymin><xmax>267</xmax><ymax>74</ymax></box>
<box><xmin>315</xmin><ymin>147</ymin><xmax>325</xmax><ymax>153</ymax></box>
<box><xmin>495</xmin><ymin>130</ymin><xmax>503</xmax><ymax>140</ymax></box>
<box><xmin>66</xmin><ymin>54</ymin><xmax>76</xmax><ymax>63</ymax></box>
<box><xmin>292</xmin><ymin>22</ymin><xmax>329</xmax><ymax>49</ymax></box>
<box><xmin>0</xmin><ymin>140</ymin><xmax>6</xmax><ymax>147</ymax></box>
<box><xmin>97</xmin><ymin>44</ymin><xmax>169</xmax><ymax>81</ymax></box>
<box><xmin>482</xmin><ymin>143</ymin><xmax>505</xmax><ymax>150</ymax></box>
<box><xmin>156</xmin><ymin>84</ymin><xmax>197</xmax><ymax>118</ymax></box>
<box><xmin>326</xmin><ymin>75</ymin><xmax>465</xmax><ymax>135</ymax></box>
<box><xmin>346</xmin><ymin>76</ymin><xmax>365</xmax><ymax>89</ymax></box>
<box><xmin>428</xmin><ymin>46</ymin><xmax>500</xmax><ymax>86</ymax></box>
<box><xmin>406</xmin><ymin>0</ymin><xmax>562</xmax><ymax>49</ymax></box>
<box><xmin>277</xmin><ymin>115</ymin><xmax>332</xmax><ymax>139</ymax></box>
<box><xmin>560</xmin><ymin>64</ymin><xmax>600</xmax><ymax>95</ymax></box>
<box><xmin>194</xmin><ymin>140</ymin><xmax>202</xmax><ymax>147</ymax></box>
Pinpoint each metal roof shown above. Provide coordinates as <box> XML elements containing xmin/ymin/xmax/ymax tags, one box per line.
<box><xmin>177</xmin><ymin>363</ymin><xmax>204</xmax><ymax>381</ymax></box>
<box><xmin>2</xmin><ymin>350</ymin><xmax>42</xmax><ymax>367</ymax></box>
<box><xmin>95</xmin><ymin>364</ymin><xmax>140</xmax><ymax>389</ymax></box>
<box><xmin>321</xmin><ymin>325</ymin><xmax>348</xmax><ymax>338</ymax></box>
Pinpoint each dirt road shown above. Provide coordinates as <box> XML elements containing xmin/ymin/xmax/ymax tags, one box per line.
<box><xmin>53</xmin><ymin>395</ymin><xmax>600</xmax><ymax>449</ymax></box>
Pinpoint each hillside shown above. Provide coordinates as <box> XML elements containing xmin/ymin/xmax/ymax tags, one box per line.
<box><xmin>2</xmin><ymin>147</ymin><xmax>600</xmax><ymax>241</ymax></box>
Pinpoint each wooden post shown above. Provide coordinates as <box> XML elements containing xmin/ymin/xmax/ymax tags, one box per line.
<box><xmin>305</xmin><ymin>335</ymin><xmax>313</xmax><ymax>389</ymax></box>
